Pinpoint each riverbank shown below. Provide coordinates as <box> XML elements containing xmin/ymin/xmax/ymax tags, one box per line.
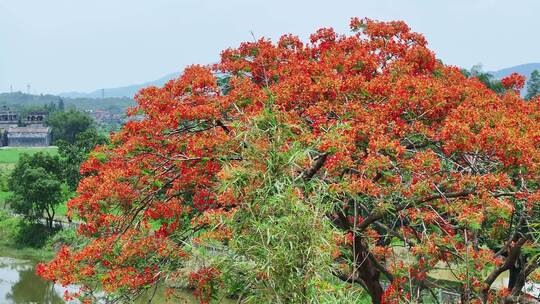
<box><xmin>0</xmin><ymin>211</ymin><xmax>71</xmax><ymax>262</ymax></box>
<box><xmin>0</xmin><ymin>244</ymin><xmax>55</xmax><ymax>262</ymax></box>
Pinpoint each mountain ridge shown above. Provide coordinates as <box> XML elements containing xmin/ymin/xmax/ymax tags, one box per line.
<box><xmin>489</xmin><ymin>62</ymin><xmax>540</xmax><ymax>80</ymax></box>
<box><xmin>59</xmin><ymin>71</ymin><xmax>181</xmax><ymax>99</ymax></box>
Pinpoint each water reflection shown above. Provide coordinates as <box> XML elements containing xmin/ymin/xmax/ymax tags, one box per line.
<box><xmin>0</xmin><ymin>256</ymin><xmax>227</xmax><ymax>304</ymax></box>
<box><xmin>0</xmin><ymin>257</ymin><xmax>69</xmax><ymax>304</ymax></box>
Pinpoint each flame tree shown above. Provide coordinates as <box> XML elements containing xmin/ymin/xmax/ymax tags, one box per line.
<box><xmin>38</xmin><ymin>18</ymin><xmax>540</xmax><ymax>304</ymax></box>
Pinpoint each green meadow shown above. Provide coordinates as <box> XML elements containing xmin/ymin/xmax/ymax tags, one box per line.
<box><xmin>0</xmin><ymin>146</ymin><xmax>58</xmax><ymax>164</ymax></box>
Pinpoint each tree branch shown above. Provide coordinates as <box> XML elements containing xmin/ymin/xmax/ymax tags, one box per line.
<box><xmin>215</xmin><ymin>119</ymin><xmax>230</xmax><ymax>134</ymax></box>
<box><xmin>483</xmin><ymin>238</ymin><xmax>526</xmax><ymax>292</ymax></box>
<box><xmin>304</xmin><ymin>153</ymin><xmax>328</xmax><ymax>180</ymax></box>
<box><xmin>357</xmin><ymin>190</ymin><xmax>515</xmax><ymax>232</ymax></box>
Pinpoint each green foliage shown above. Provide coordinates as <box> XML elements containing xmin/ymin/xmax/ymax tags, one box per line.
<box><xmin>217</xmin><ymin>110</ymin><xmax>342</xmax><ymax>303</ymax></box>
<box><xmin>57</xmin><ymin>128</ymin><xmax>109</xmax><ymax>190</ymax></box>
<box><xmin>0</xmin><ymin>170</ymin><xmax>9</xmax><ymax>192</ymax></box>
<box><xmin>0</xmin><ymin>190</ymin><xmax>11</xmax><ymax>206</ymax></box>
<box><xmin>46</xmin><ymin>228</ymin><xmax>81</xmax><ymax>249</ymax></box>
<box><xmin>217</xmin><ymin>75</ymin><xmax>232</xmax><ymax>95</ymax></box>
<box><xmin>14</xmin><ymin>221</ymin><xmax>58</xmax><ymax>248</ymax></box>
<box><xmin>0</xmin><ymin>209</ymin><xmax>78</xmax><ymax>261</ymax></box>
<box><xmin>0</xmin><ymin>210</ymin><xmax>54</xmax><ymax>248</ymax></box>
<box><xmin>0</xmin><ymin>147</ymin><xmax>58</xmax><ymax>164</ymax></box>
<box><xmin>462</xmin><ymin>65</ymin><xmax>505</xmax><ymax>94</ymax></box>
<box><xmin>526</xmin><ymin>70</ymin><xmax>540</xmax><ymax>100</ymax></box>
<box><xmin>314</xmin><ymin>278</ymin><xmax>372</xmax><ymax>304</ymax></box>
<box><xmin>7</xmin><ymin>152</ymin><xmax>66</xmax><ymax>229</ymax></box>
<box><xmin>47</xmin><ymin>109</ymin><xmax>94</xmax><ymax>144</ymax></box>
<box><xmin>0</xmin><ymin>147</ymin><xmax>58</xmax><ymax>208</ymax></box>
<box><xmin>0</xmin><ymin>210</ymin><xmax>20</xmax><ymax>240</ymax></box>
<box><xmin>58</xmin><ymin>98</ymin><xmax>65</xmax><ymax>111</ymax></box>
<box><xmin>0</xmin><ymin>92</ymin><xmax>134</xmax><ymax>113</ymax></box>
<box><xmin>16</xmin><ymin>98</ymin><xmax>65</xmax><ymax>121</ymax></box>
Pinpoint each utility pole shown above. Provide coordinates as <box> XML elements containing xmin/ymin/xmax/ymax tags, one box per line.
<box><xmin>27</xmin><ymin>84</ymin><xmax>31</xmax><ymax>95</ymax></box>
<box><xmin>10</xmin><ymin>85</ymin><xmax>13</xmax><ymax>94</ymax></box>
<box><xmin>102</xmin><ymin>88</ymin><xmax>105</xmax><ymax>99</ymax></box>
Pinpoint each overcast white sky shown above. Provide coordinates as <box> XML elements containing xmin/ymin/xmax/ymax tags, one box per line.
<box><xmin>1</xmin><ymin>0</ymin><xmax>539</xmax><ymax>94</ymax></box>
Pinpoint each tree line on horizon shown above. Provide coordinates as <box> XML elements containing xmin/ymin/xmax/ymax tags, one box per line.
<box><xmin>0</xmin><ymin>91</ymin><xmax>134</xmax><ymax>114</ymax></box>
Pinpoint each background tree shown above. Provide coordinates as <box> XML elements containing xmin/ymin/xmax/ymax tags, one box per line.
<box><xmin>526</xmin><ymin>69</ymin><xmax>540</xmax><ymax>100</ymax></box>
<box><xmin>47</xmin><ymin>109</ymin><xmax>93</xmax><ymax>144</ymax></box>
<box><xmin>462</xmin><ymin>64</ymin><xmax>506</xmax><ymax>94</ymax></box>
<box><xmin>58</xmin><ymin>97</ymin><xmax>65</xmax><ymax>112</ymax></box>
<box><xmin>38</xmin><ymin>18</ymin><xmax>539</xmax><ymax>304</ymax></box>
<box><xmin>17</xmin><ymin>104</ymin><xmax>56</xmax><ymax>126</ymax></box>
<box><xmin>8</xmin><ymin>153</ymin><xmax>65</xmax><ymax>230</ymax></box>
<box><xmin>47</xmin><ymin>101</ymin><xmax>57</xmax><ymax>112</ymax></box>
<box><xmin>57</xmin><ymin>128</ymin><xmax>109</xmax><ymax>190</ymax></box>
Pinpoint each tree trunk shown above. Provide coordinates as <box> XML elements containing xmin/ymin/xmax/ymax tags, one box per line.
<box><xmin>505</xmin><ymin>258</ymin><xmax>540</xmax><ymax>304</ymax></box>
<box><xmin>504</xmin><ymin>277</ymin><xmax>535</xmax><ymax>304</ymax></box>
<box><xmin>461</xmin><ymin>284</ymin><xmax>473</xmax><ymax>304</ymax></box>
<box><xmin>45</xmin><ymin>207</ymin><xmax>55</xmax><ymax>231</ymax></box>
<box><xmin>508</xmin><ymin>256</ymin><xmax>523</xmax><ymax>290</ymax></box>
<box><xmin>353</xmin><ymin>235</ymin><xmax>383</xmax><ymax>304</ymax></box>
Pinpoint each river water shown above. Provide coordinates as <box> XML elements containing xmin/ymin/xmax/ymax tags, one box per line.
<box><xmin>0</xmin><ymin>256</ymin><xmax>211</xmax><ymax>304</ymax></box>
<box><xmin>0</xmin><ymin>256</ymin><xmax>71</xmax><ymax>303</ymax></box>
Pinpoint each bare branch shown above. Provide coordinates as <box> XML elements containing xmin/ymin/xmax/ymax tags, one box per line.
<box><xmin>304</xmin><ymin>153</ymin><xmax>328</xmax><ymax>180</ymax></box>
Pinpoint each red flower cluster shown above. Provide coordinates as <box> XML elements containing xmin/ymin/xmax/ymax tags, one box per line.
<box><xmin>188</xmin><ymin>267</ymin><xmax>222</xmax><ymax>304</ymax></box>
<box><xmin>501</xmin><ymin>72</ymin><xmax>526</xmax><ymax>92</ymax></box>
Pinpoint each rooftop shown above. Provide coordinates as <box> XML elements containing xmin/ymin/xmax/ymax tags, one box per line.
<box><xmin>7</xmin><ymin>127</ymin><xmax>51</xmax><ymax>133</ymax></box>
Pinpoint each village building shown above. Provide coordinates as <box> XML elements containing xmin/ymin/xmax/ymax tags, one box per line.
<box><xmin>0</xmin><ymin>106</ymin><xmax>51</xmax><ymax>147</ymax></box>
<box><xmin>6</xmin><ymin>127</ymin><xmax>52</xmax><ymax>147</ymax></box>
<box><xmin>0</xmin><ymin>107</ymin><xmax>19</xmax><ymax>128</ymax></box>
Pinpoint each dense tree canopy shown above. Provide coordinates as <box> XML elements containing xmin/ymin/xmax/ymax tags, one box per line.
<box><xmin>38</xmin><ymin>18</ymin><xmax>539</xmax><ymax>304</ymax></box>
<box><xmin>57</xmin><ymin>128</ymin><xmax>109</xmax><ymax>190</ymax></box>
<box><xmin>8</xmin><ymin>153</ymin><xmax>66</xmax><ymax>230</ymax></box>
<box><xmin>462</xmin><ymin>65</ymin><xmax>506</xmax><ymax>94</ymax></box>
<box><xmin>47</xmin><ymin>109</ymin><xmax>94</xmax><ymax>144</ymax></box>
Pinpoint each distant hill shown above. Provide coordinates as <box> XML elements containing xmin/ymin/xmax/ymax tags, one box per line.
<box><xmin>59</xmin><ymin>72</ymin><xmax>181</xmax><ymax>99</ymax></box>
<box><xmin>490</xmin><ymin>63</ymin><xmax>540</xmax><ymax>79</ymax></box>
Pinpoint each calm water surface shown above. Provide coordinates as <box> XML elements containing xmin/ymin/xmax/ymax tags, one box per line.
<box><xmin>0</xmin><ymin>256</ymin><xmax>230</xmax><ymax>303</ymax></box>
<box><xmin>0</xmin><ymin>256</ymin><xmax>72</xmax><ymax>303</ymax></box>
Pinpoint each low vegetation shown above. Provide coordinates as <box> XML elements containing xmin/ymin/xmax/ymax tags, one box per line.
<box><xmin>0</xmin><ymin>210</ymin><xmax>61</xmax><ymax>260</ymax></box>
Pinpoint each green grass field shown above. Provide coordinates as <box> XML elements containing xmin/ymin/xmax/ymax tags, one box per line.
<box><xmin>0</xmin><ymin>146</ymin><xmax>58</xmax><ymax>164</ymax></box>
<box><xmin>0</xmin><ymin>146</ymin><xmax>59</xmax><ymax>182</ymax></box>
